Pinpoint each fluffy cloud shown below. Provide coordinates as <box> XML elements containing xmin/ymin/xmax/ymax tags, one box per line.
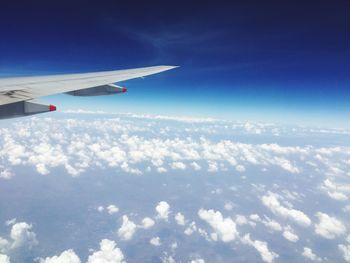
<box><xmin>235</xmin><ymin>215</ymin><xmax>248</xmax><ymax>225</ymax></box>
<box><xmin>117</xmin><ymin>216</ymin><xmax>137</xmax><ymax>241</ymax></box>
<box><xmin>161</xmin><ymin>255</ymin><xmax>176</xmax><ymax>263</ymax></box>
<box><xmin>106</xmin><ymin>205</ymin><xmax>119</xmax><ymax>215</ymax></box>
<box><xmin>321</xmin><ymin>179</ymin><xmax>348</xmax><ymax>201</ymax></box>
<box><xmin>327</xmin><ymin>191</ymin><xmax>348</xmax><ymax>201</ymax></box>
<box><xmin>156</xmin><ymin>201</ymin><xmax>170</xmax><ymax>220</ymax></box>
<box><xmin>282</xmin><ymin>227</ymin><xmax>299</xmax><ymax>242</ymax></box>
<box><xmin>38</xmin><ymin>240</ymin><xmax>125</xmax><ymax>263</ymax></box>
<box><xmin>116</xmin><ymin>215</ymin><xmax>155</xmax><ymax>240</ymax></box>
<box><xmin>0</xmin><ymin>169</ymin><xmax>13</xmax><ymax>180</ymax></box>
<box><xmin>184</xmin><ymin>222</ymin><xmax>197</xmax><ymax>236</ymax></box>
<box><xmin>88</xmin><ymin>239</ymin><xmax>125</xmax><ymax>263</ymax></box>
<box><xmin>338</xmin><ymin>244</ymin><xmax>350</xmax><ymax>262</ymax></box>
<box><xmin>170</xmin><ymin>162</ymin><xmax>186</xmax><ymax>170</ymax></box>
<box><xmin>10</xmin><ymin>222</ymin><xmax>38</xmax><ymax>249</ymax></box>
<box><xmin>224</xmin><ymin>202</ymin><xmax>234</xmax><ymax>211</ymax></box>
<box><xmin>0</xmin><ymin>221</ymin><xmax>38</xmax><ymax>257</ymax></box>
<box><xmin>271</xmin><ymin>157</ymin><xmax>300</xmax><ymax>174</ymax></box>
<box><xmin>150</xmin><ymin>237</ymin><xmax>161</xmax><ymax>246</ymax></box>
<box><xmin>174</xmin><ymin>213</ymin><xmax>185</xmax><ymax>226</ymax></box>
<box><xmin>0</xmin><ymin>254</ymin><xmax>10</xmax><ymax>263</ymax></box>
<box><xmin>261</xmin><ymin>192</ymin><xmax>311</xmax><ymax>227</ymax></box>
<box><xmin>314</xmin><ymin>212</ymin><xmax>346</xmax><ymax>239</ymax></box>
<box><xmin>241</xmin><ymin>234</ymin><xmax>278</xmax><ymax>263</ymax></box>
<box><xmin>207</xmin><ymin>161</ymin><xmax>218</xmax><ymax>172</ymax></box>
<box><xmin>0</xmin><ymin>238</ymin><xmax>9</xmax><ymax>254</ymax></box>
<box><xmin>157</xmin><ymin>167</ymin><xmax>167</xmax><ymax>173</ymax></box>
<box><xmin>302</xmin><ymin>247</ymin><xmax>322</xmax><ymax>262</ymax></box>
<box><xmin>141</xmin><ymin>217</ymin><xmax>155</xmax><ymax>229</ymax></box>
<box><xmin>262</xmin><ymin>218</ymin><xmax>282</xmax><ymax>232</ymax></box>
<box><xmin>235</xmin><ymin>165</ymin><xmax>246</xmax><ymax>172</ymax></box>
<box><xmin>249</xmin><ymin>214</ymin><xmax>261</xmax><ymax>221</ymax></box>
<box><xmin>39</xmin><ymin>249</ymin><xmax>81</xmax><ymax>263</ymax></box>
<box><xmin>248</xmin><ymin>214</ymin><xmax>283</xmax><ymax>231</ymax></box>
<box><xmin>198</xmin><ymin>209</ymin><xmax>238</xmax><ymax>242</ymax></box>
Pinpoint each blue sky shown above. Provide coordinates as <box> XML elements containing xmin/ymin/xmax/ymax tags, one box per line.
<box><xmin>0</xmin><ymin>1</ymin><xmax>349</xmax><ymax>127</ymax></box>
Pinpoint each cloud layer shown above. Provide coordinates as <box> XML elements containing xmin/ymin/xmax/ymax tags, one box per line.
<box><xmin>0</xmin><ymin>113</ymin><xmax>349</xmax><ymax>262</ymax></box>
<box><xmin>1</xmin><ymin>115</ymin><xmax>349</xmax><ymax>182</ymax></box>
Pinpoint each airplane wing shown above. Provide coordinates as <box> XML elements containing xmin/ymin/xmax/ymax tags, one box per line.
<box><xmin>0</xmin><ymin>65</ymin><xmax>177</xmax><ymax>119</ymax></box>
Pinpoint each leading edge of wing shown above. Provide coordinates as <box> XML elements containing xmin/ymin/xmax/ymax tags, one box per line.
<box><xmin>0</xmin><ymin>65</ymin><xmax>179</xmax><ymax>88</ymax></box>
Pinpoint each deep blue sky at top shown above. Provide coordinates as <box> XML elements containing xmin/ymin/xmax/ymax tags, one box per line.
<box><xmin>0</xmin><ymin>1</ymin><xmax>349</xmax><ymax>127</ymax></box>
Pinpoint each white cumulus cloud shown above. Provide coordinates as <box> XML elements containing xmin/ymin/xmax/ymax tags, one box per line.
<box><xmin>0</xmin><ymin>254</ymin><xmax>10</xmax><ymax>263</ymax></box>
<box><xmin>314</xmin><ymin>212</ymin><xmax>346</xmax><ymax>239</ymax></box>
<box><xmin>262</xmin><ymin>217</ymin><xmax>282</xmax><ymax>232</ymax></box>
<box><xmin>198</xmin><ymin>209</ymin><xmax>238</xmax><ymax>242</ymax></box>
<box><xmin>106</xmin><ymin>205</ymin><xmax>119</xmax><ymax>215</ymax></box>
<box><xmin>282</xmin><ymin>227</ymin><xmax>299</xmax><ymax>242</ymax></box>
<box><xmin>174</xmin><ymin>213</ymin><xmax>185</xmax><ymax>226</ymax></box>
<box><xmin>10</xmin><ymin>222</ymin><xmax>38</xmax><ymax>249</ymax></box>
<box><xmin>241</xmin><ymin>234</ymin><xmax>278</xmax><ymax>263</ymax></box>
<box><xmin>141</xmin><ymin>217</ymin><xmax>155</xmax><ymax>229</ymax></box>
<box><xmin>339</xmin><ymin>244</ymin><xmax>350</xmax><ymax>262</ymax></box>
<box><xmin>39</xmin><ymin>249</ymin><xmax>81</xmax><ymax>263</ymax></box>
<box><xmin>302</xmin><ymin>247</ymin><xmax>322</xmax><ymax>262</ymax></box>
<box><xmin>261</xmin><ymin>192</ymin><xmax>311</xmax><ymax>227</ymax></box>
<box><xmin>190</xmin><ymin>259</ymin><xmax>205</xmax><ymax>263</ymax></box>
<box><xmin>184</xmin><ymin>222</ymin><xmax>197</xmax><ymax>236</ymax></box>
<box><xmin>156</xmin><ymin>201</ymin><xmax>170</xmax><ymax>220</ymax></box>
<box><xmin>0</xmin><ymin>169</ymin><xmax>13</xmax><ymax>180</ymax></box>
<box><xmin>117</xmin><ymin>216</ymin><xmax>137</xmax><ymax>241</ymax></box>
<box><xmin>170</xmin><ymin>162</ymin><xmax>186</xmax><ymax>170</ymax></box>
<box><xmin>150</xmin><ymin>237</ymin><xmax>161</xmax><ymax>247</ymax></box>
<box><xmin>88</xmin><ymin>239</ymin><xmax>125</xmax><ymax>263</ymax></box>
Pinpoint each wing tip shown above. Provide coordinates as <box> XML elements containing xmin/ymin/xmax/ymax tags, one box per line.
<box><xmin>159</xmin><ymin>65</ymin><xmax>180</xmax><ymax>71</ymax></box>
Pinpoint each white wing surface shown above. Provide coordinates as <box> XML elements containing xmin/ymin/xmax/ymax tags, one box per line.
<box><xmin>0</xmin><ymin>65</ymin><xmax>177</xmax><ymax>106</ymax></box>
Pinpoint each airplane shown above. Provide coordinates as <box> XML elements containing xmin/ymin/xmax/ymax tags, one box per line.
<box><xmin>0</xmin><ymin>65</ymin><xmax>178</xmax><ymax>119</ymax></box>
